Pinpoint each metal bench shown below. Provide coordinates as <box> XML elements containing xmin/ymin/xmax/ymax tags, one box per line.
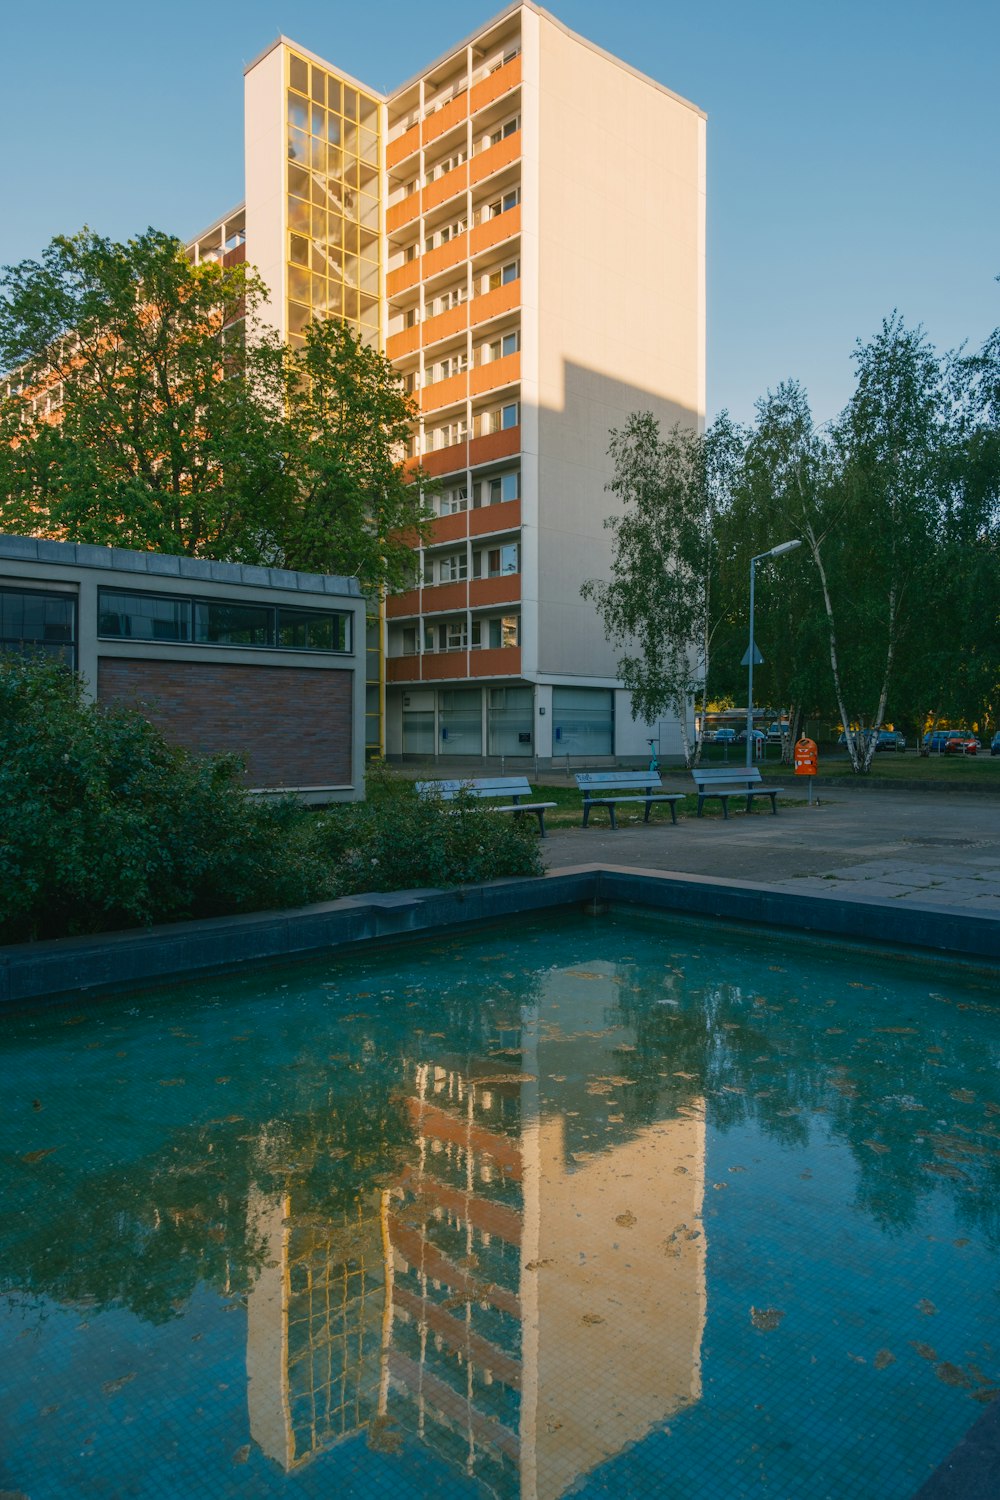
<box><xmin>575</xmin><ymin>771</ymin><xmax>685</xmax><ymax>830</ymax></box>
<box><xmin>415</xmin><ymin>776</ymin><xmax>556</xmax><ymax>837</ymax></box>
<box><xmin>691</xmin><ymin>764</ymin><xmax>784</xmax><ymax>819</ymax></box>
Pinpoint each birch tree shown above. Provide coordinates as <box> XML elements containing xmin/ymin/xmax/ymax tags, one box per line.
<box><xmin>582</xmin><ymin>412</ymin><xmax>738</xmax><ymax>766</ymax></box>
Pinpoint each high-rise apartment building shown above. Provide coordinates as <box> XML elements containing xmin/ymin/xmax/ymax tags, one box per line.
<box><xmin>191</xmin><ymin>2</ymin><xmax>705</xmax><ymax>763</ymax></box>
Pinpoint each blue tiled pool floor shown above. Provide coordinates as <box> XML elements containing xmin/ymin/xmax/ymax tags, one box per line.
<box><xmin>1</xmin><ymin>911</ymin><xmax>998</xmax><ymax>1497</ymax></box>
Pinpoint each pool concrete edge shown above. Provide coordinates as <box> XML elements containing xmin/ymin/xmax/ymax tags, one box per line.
<box><xmin>1</xmin><ymin>864</ymin><xmax>997</xmax><ymax>1007</ymax></box>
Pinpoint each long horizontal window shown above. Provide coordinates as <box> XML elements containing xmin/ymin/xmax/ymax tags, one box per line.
<box><xmin>98</xmin><ymin>589</ymin><xmax>351</xmax><ymax>654</ymax></box>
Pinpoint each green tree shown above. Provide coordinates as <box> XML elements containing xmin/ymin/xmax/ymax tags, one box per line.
<box><xmin>715</xmin><ymin>320</ymin><xmax>991</xmax><ymax>771</ymax></box>
<box><xmin>897</xmin><ymin>330</ymin><xmax>1000</xmax><ymax>736</ymax></box>
<box><xmin>710</xmin><ymin>382</ymin><xmax>832</xmax><ymax>753</ymax></box>
<box><xmin>0</xmin><ymin>227</ymin><xmax>287</xmax><ymax>558</ymax></box>
<box><xmin>274</xmin><ymin>317</ymin><xmax>433</xmax><ymax>593</ymax></box>
<box><xmin>0</xmin><ymin>227</ymin><xmax>433</xmax><ymax>589</ymax></box>
<box><xmin>819</xmin><ymin>315</ymin><xmax>948</xmax><ymax>766</ymax></box>
<box><xmin>581</xmin><ymin>411</ymin><xmax>739</xmax><ymax>766</ymax></box>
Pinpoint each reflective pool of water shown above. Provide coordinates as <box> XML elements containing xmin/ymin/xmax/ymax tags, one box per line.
<box><xmin>1</xmin><ymin>911</ymin><xmax>998</xmax><ymax>1498</ymax></box>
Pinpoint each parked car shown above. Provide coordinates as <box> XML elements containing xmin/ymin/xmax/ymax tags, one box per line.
<box><xmin>924</xmin><ymin>730</ymin><xmax>980</xmax><ymax>754</ymax></box>
<box><xmin>737</xmin><ymin>728</ymin><xmax>766</xmax><ymax>745</ymax></box>
<box><xmin>874</xmin><ymin>730</ymin><xmax>906</xmax><ymax>752</ymax></box>
<box><xmin>991</xmin><ymin>733</ymin><xmax>1000</xmax><ymax>758</ymax></box>
<box><xmin>767</xmin><ymin>722</ymin><xmax>789</xmax><ymax>743</ymax></box>
<box><xmin>715</xmin><ymin>727</ymin><xmax>737</xmax><ymax>745</ymax></box>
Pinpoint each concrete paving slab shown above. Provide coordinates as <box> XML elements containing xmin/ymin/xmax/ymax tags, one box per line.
<box><xmin>541</xmin><ymin>787</ymin><xmax>1000</xmax><ymax>913</ymax></box>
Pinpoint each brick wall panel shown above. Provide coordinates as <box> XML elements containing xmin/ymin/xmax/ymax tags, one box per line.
<box><xmin>98</xmin><ymin>659</ymin><xmax>353</xmax><ymax>789</ymax></box>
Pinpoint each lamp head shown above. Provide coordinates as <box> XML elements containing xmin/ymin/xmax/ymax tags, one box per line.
<box><xmin>768</xmin><ymin>539</ymin><xmax>802</xmax><ymax>558</ymax></box>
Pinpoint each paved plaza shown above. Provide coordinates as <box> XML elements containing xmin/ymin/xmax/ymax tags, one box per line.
<box><xmin>540</xmin><ymin>785</ymin><xmax>1000</xmax><ymax>915</ymax></box>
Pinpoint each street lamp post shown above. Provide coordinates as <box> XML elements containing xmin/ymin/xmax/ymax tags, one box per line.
<box><xmin>745</xmin><ymin>539</ymin><xmax>802</xmax><ymax>768</ymax></box>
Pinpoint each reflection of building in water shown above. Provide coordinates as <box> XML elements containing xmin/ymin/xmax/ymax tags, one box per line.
<box><xmin>387</xmin><ymin>1060</ymin><xmax>526</xmax><ymax>1494</ymax></box>
<box><xmin>246</xmin><ymin>1188</ymin><xmax>386</xmax><ymax>1470</ymax></box>
<box><xmin>386</xmin><ymin>964</ymin><xmax>707</xmax><ymax>1498</ymax></box>
<box><xmin>246</xmin><ymin>963</ymin><xmax>706</xmax><ymax>1495</ymax></box>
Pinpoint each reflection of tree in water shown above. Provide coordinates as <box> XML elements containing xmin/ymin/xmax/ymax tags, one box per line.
<box><xmin>610</xmin><ymin>965</ymin><xmax>1000</xmax><ymax>1246</ymax></box>
<box><xmin>0</xmin><ymin>966</ymin><xmax>542</xmax><ymax>1326</ymax></box>
<box><xmin>2</xmin><ymin>1090</ymin><xmax>414</xmax><ymax>1327</ymax></box>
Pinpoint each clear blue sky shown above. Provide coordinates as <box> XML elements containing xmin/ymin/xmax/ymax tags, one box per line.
<box><xmin>2</xmin><ymin>0</ymin><xmax>997</xmax><ymax>424</ymax></box>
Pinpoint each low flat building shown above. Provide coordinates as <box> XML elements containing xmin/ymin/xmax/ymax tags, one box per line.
<box><xmin>0</xmin><ymin>534</ymin><xmax>366</xmax><ymax>802</ymax></box>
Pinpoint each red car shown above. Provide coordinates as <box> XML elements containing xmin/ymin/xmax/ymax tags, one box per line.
<box><xmin>943</xmin><ymin>734</ymin><xmax>979</xmax><ymax>755</ymax></box>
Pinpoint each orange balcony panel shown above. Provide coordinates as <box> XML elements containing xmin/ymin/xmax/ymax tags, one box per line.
<box><xmin>222</xmin><ymin>243</ymin><xmax>246</xmax><ymax>268</ymax></box>
<box><xmin>387</xmin><ymin>325</ymin><xmax>421</xmax><ymax>361</ymax></box>
<box><xmin>386</xmin><ymin>260</ymin><xmax>421</xmax><ymax>298</ymax></box>
<box><xmin>422</xmin><ymin>234</ymin><xmax>469</xmax><ymax>280</ymax></box>
<box><xmin>423</xmin><ymin>162</ymin><xmax>469</xmax><ymax>214</ymax></box>
<box><xmin>404</xmin><ymin>1097</ymin><xmax>523</xmax><ymax>1174</ymax></box>
<box><xmin>422</xmin><ymin>303</ymin><xmax>468</xmax><ymax>348</ymax></box>
<box><xmin>391</xmin><ymin>1285</ymin><xmax>523</xmax><ymax>1389</ymax></box>
<box><xmin>386</xmin><ymin>195</ymin><xmax>420</xmax><ymax>235</ymax></box>
<box><xmin>470</xmin><ymin>56</ymin><xmax>521</xmax><ymax>115</ymax></box>
<box><xmin>422</xmin><ymin>92</ymin><xmax>469</xmax><ymax>147</ymax></box>
<box><xmin>470</xmin><ymin>131</ymin><xmax>521</xmax><ymax>186</ymax></box>
<box><xmin>422</xmin><ymin>651</ymin><xmax>470</xmax><ymax>680</ymax></box>
<box><xmin>395</xmin><ymin>1165</ymin><xmax>523</xmax><ymax>1248</ymax></box>
<box><xmin>420</xmin><ymin>371</ymin><xmax>468</xmax><ymax>413</ymax></box>
<box><xmin>386</xmin><ymin>589</ymin><xmax>421</xmax><ymax>619</ymax></box>
<box><xmin>469</xmin><ymin>427</ymin><xmax>520</xmax><ymax>468</ymax></box>
<box><xmin>420</xmin><ymin>580</ymin><xmax>468</xmax><ymax>613</ymax></box>
<box><xmin>470</xmin><ymin>646</ymin><xmax>521</xmax><ymax>678</ymax></box>
<box><xmin>470</xmin><ymin>205</ymin><xmax>521</xmax><ymax>257</ymax></box>
<box><xmin>469</xmin><ymin>575</ymin><xmax>520</xmax><ymax>608</ymax></box>
<box><xmin>420</xmin><ymin>440</ymin><xmax>470</xmax><ymax>478</ymax></box>
<box><xmin>426</xmin><ymin>511</ymin><xmax>469</xmax><ymax>545</ymax></box>
<box><xmin>388</xmin><ymin>1218</ymin><xmax>520</xmax><ymax>1319</ymax></box>
<box><xmin>470</xmin><ymin>497</ymin><xmax>520</xmax><ymax>536</ymax></box>
<box><xmin>393</xmin><ymin>525</ymin><xmax>422</xmax><ymax>549</ymax></box>
<box><xmin>471</xmin><ymin>352</ymin><xmax>520</xmax><ymax>398</ymax></box>
<box><xmin>387</xmin><ymin>656</ymin><xmax>421</xmax><ymax>683</ymax></box>
<box><xmin>470</xmin><ymin>280</ymin><xmax>520</xmax><ymax>328</ymax></box>
<box><xmin>386</xmin><ymin>121</ymin><xmax>420</xmax><ymax>170</ymax></box>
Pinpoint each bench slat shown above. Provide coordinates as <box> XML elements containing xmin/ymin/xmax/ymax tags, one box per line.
<box><xmin>415</xmin><ymin>777</ymin><xmax>553</xmax><ymax>836</ymax></box>
<box><xmin>689</xmin><ymin>765</ymin><xmax>784</xmax><ymax>819</ymax></box>
<box><xmin>574</xmin><ymin>770</ymin><xmax>684</xmax><ymax>830</ymax></box>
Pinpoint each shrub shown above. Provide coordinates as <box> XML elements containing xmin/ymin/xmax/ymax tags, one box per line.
<box><xmin>0</xmin><ymin>654</ymin><xmax>330</xmax><ymax>942</ymax></box>
<box><xmin>0</xmin><ymin>660</ymin><xmax>542</xmax><ymax>944</ymax></box>
<box><xmin>311</xmin><ymin>760</ymin><xmax>543</xmax><ymax>896</ymax></box>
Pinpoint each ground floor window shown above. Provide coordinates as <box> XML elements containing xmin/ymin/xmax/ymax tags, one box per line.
<box><xmin>400</xmin><ymin>686</ymin><xmax>534</xmax><ymax>758</ymax></box>
<box><xmin>552</xmin><ymin>686</ymin><xmax>614</xmax><ymax>757</ymax></box>
<box><xmin>438</xmin><ymin>688</ymin><xmax>482</xmax><ymax>756</ymax></box>
<box><xmin>401</xmin><ymin>705</ymin><xmax>435</xmax><ymax>755</ymax></box>
<box><xmin>488</xmin><ymin>686</ymin><xmax>532</xmax><ymax>756</ymax></box>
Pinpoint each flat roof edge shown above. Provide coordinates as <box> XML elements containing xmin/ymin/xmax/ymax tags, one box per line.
<box><xmin>243</xmin><ymin>33</ymin><xmax>386</xmax><ymax>101</ymax></box>
<box><xmin>386</xmin><ymin>2</ymin><xmax>705</xmax><ymax>121</ymax></box>
<box><xmin>0</xmin><ymin>533</ymin><xmax>362</xmax><ymax>597</ymax></box>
